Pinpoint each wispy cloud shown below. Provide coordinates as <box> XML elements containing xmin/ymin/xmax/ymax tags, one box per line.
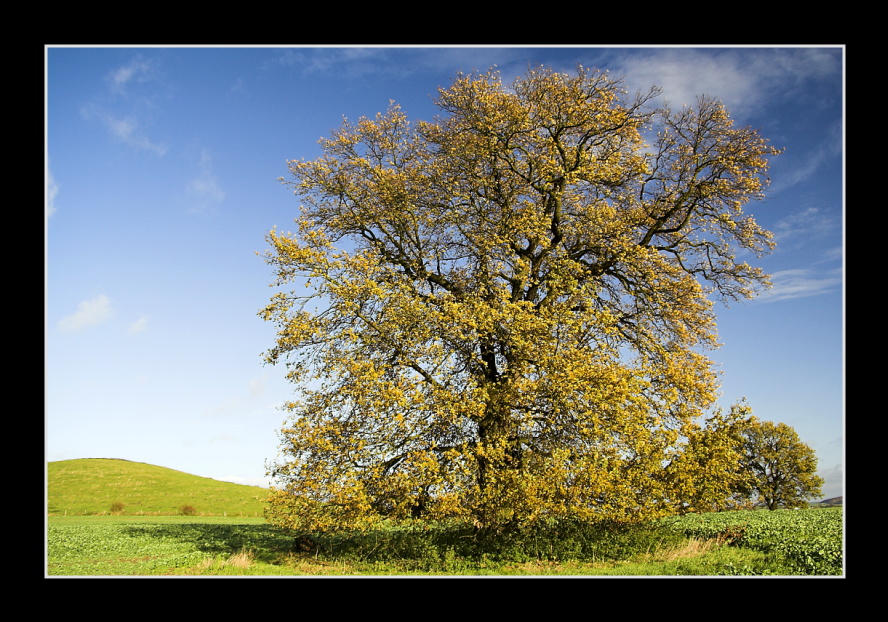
<box><xmin>614</xmin><ymin>47</ymin><xmax>841</xmax><ymax>118</ymax></box>
<box><xmin>249</xmin><ymin>376</ymin><xmax>265</xmax><ymax>397</ymax></box>
<box><xmin>271</xmin><ymin>46</ymin><xmax>527</xmax><ymax>81</ymax></box>
<box><xmin>769</xmin><ymin>121</ymin><xmax>843</xmax><ymax>195</ymax></box>
<box><xmin>58</xmin><ymin>294</ymin><xmax>114</xmax><ymax>333</ymax></box>
<box><xmin>186</xmin><ymin>149</ymin><xmax>225</xmax><ymax>213</ymax></box>
<box><xmin>46</xmin><ymin>165</ymin><xmax>59</xmax><ymax>218</ymax></box>
<box><xmin>129</xmin><ymin>316</ymin><xmax>149</xmax><ymax>334</ymax></box>
<box><xmin>276</xmin><ymin>47</ymin><xmax>382</xmax><ymax>75</ymax></box>
<box><xmin>821</xmin><ymin>246</ymin><xmax>843</xmax><ymax>263</ymax></box>
<box><xmin>199</xmin><ymin>375</ymin><xmax>281</xmax><ymax>422</ymax></box>
<box><xmin>106</xmin><ymin>57</ymin><xmax>156</xmax><ymax>95</ymax></box>
<box><xmin>618</xmin><ymin>49</ymin><xmax>754</xmax><ymax>110</ymax></box>
<box><xmin>84</xmin><ymin>106</ymin><xmax>168</xmax><ymax>155</ymax></box>
<box><xmin>773</xmin><ymin>207</ymin><xmax>837</xmax><ymax>245</ymax></box>
<box><xmin>81</xmin><ymin>56</ymin><xmax>168</xmax><ymax>155</ymax></box>
<box><xmin>758</xmin><ymin>267</ymin><xmax>842</xmax><ymax>303</ymax></box>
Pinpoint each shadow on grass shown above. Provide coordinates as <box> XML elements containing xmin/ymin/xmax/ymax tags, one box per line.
<box><xmin>275</xmin><ymin>519</ymin><xmax>691</xmax><ymax>566</ymax></box>
<box><xmin>120</xmin><ymin>522</ymin><xmax>294</xmax><ymax>564</ymax></box>
<box><xmin>118</xmin><ymin>517</ymin><xmax>692</xmax><ymax>570</ymax></box>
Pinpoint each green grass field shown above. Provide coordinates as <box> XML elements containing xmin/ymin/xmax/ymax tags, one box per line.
<box><xmin>48</xmin><ymin>458</ymin><xmax>267</xmax><ymax>517</ymax></box>
<box><xmin>49</xmin><ymin>514</ymin><xmax>789</xmax><ymax>576</ymax></box>
<box><xmin>46</xmin><ymin>459</ymin><xmax>844</xmax><ymax>576</ymax></box>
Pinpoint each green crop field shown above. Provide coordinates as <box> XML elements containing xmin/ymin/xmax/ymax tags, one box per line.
<box><xmin>46</xmin><ymin>459</ymin><xmax>844</xmax><ymax>576</ymax></box>
<box><xmin>659</xmin><ymin>508</ymin><xmax>843</xmax><ymax>575</ymax></box>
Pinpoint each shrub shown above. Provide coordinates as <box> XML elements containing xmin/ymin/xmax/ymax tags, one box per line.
<box><xmin>178</xmin><ymin>504</ymin><xmax>197</xmax><ymax>516</ymax></box>
<box><xmin>109</xmin><ymin>502</ymin><xmax>125</xmax><ymax>514</ymax></box>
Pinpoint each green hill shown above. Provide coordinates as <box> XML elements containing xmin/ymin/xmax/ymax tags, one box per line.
<box><xmin>47</xmin><ymin>458</ymin><xmax>269</xmax><ymax>517</ymax></box>
<box><xmin>818</xmin><ymin>496</ymin><xmax>843</xmax><ymax>506</ymax></box>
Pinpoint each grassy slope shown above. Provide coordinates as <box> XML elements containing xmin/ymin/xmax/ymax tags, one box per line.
<box><xmin>47</xmin><ymin>458</ymin><xmax>268</xmax><ymax>517</ymax></box>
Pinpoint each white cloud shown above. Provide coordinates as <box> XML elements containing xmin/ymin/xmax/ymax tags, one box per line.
<box><xmin>106</xmin><ymin>114</ymin><xmax>167</xmax><ymax>155</ymax></box>
<box><xmin>107</xmin><ymin>115</ymin><xmax>136</xmax><ymax>141</ymax></box>
<box><xmin>770</xmin><ymin>121</ymin><xmax>843</xmax><ymax>195</ymax></box>
<box><xmin>46</xmin><ymin>166</ymin><xmax>59</xmax><ymax>218</ymax></box>
<box><xmin>186</xmin><ymin>149</ymin><xmax>225</xmax><ymax>212</ymax></box>
<box><xmin>619</xmin><ymin>50</ymin><xmax>753</xmax><ymax>110</ymax></box>
<box><xmin>773</xmin><ymin>207</ymin><xmax>837</xmax><ymax>244</ymax></box>
<box><xmin>272</xmin><ymin>46</ymin><xmax>494</xmax><ymax>81</ymax></box>
<box><xmin>249</xmin><ymin>376</ymin><xmax>265</xmax><ymax>397</ymax></box>
<box><xmin>821</xmin><ymin>246</ymin><xmax>843</xmax><ymax>263</ymax></box>
<box><xmin>58</xmin><ymin>294</ymin><xmax>114</xmax><ymax>333</ymax></box>
<box><xmin>757</xmin><ymin>267</ymin><xmax>842</xmax><ymax>303</ymax></box>
<box><xmin>78</xmin><ymin>56</ymin><xmax>168</xmax><ymax>156</ymax></box>
<box><xmin>129</xmin><ymin>316</ymin><xmax>149</xmax><ymax>333</ymax></box>
<box><xmin>80</xmin><ymin>104</ymin><xmax>167</xmax><ymax>156</ymax></box>
<box><xmin>614</xmin><ymin>47</ymin><xmax>841</xmax><ymax>119</ymax></box>
<box><xmin>275</xmin><ymin>47</ymin><xmax>384</xmax><ymax>76</ymax></box>
<box><xmin>106</xmin><ymin>57</ymin><xmax>156</xmax><ymax>95</ymax></box>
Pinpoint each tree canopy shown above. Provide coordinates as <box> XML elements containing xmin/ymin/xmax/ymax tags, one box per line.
<box><xmin>738</xmin><ymin>419</ymin><xmax>825</xmax><ymax>510</ymax></box>
<box><xmin>261</xmin><ymin>66</ymin><xmax>782</xmax><ymax>533</ymax></box>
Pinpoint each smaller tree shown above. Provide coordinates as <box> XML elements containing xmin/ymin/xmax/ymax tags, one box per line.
<box><xmin>665</xmin><ymin>401</ymin><xmax>755</xmax><ymax>513</ymax></box>
<box><xmin>739</xmin><ymin>418</ymin><xmax>824</xmax><ymax>510</ymax></box>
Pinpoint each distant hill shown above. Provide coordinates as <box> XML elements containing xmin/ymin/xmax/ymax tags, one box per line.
<box><xmin>47</xmin><ymin>458</ymin><xmax>269</xmax><ymax>517</ymax></box>
<box><xmin>818</xmin><ymin>496</ymin><xmax>843</xmax><ymax>506</ymax></box>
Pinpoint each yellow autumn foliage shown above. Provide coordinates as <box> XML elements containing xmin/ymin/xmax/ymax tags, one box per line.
<box><xmin>261</xmin><ymin>66</ymin><xmax>780</xmax><ymax>533</ymax></box>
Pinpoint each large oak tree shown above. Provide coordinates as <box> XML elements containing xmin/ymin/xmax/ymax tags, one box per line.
<box><xmin>261</xmin><ymin>67</ymin><xmax>781</xmax><ymax>532</ymax></box>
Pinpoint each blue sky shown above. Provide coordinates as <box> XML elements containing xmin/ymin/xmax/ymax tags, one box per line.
<box><xmin>45</xmin><ymin>46</ymin><xmax>844</xmax><ymax>499</ymax></box>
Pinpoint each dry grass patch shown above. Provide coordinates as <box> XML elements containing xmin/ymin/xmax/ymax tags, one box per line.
<box><xmin>227</xmin><ymin>547</ymin><xmax>255</xmax><ymax>569</ymax></box>
<box><xmin>642</xmin><ymin>538</ymin><xmax>716</xmax><ymax>563</ymax></box>
<box><xmin>181</xmin><ymin>548</ymin><xmax>256</xmax><ymax>574</ymax></box>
